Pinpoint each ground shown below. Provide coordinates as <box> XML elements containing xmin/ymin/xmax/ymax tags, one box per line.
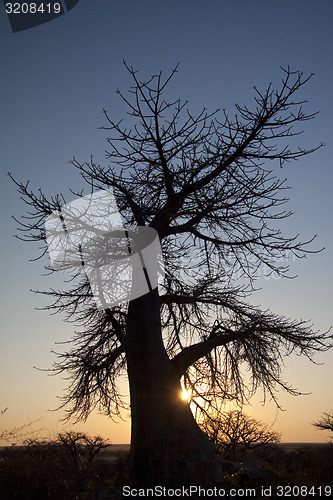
<box><xmin>0</xmin><ymin>442</ymin><xmax>332</xmax><ymax>499</ymax></box>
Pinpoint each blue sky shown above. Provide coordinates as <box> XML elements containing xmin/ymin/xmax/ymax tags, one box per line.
<box><xmin>0</xmin><ymin>0</ymin><xmax>332</xmax><ymax>444</ymax></box>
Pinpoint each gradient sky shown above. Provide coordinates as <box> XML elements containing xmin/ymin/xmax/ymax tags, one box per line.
<box><xmin>0</xmin><ymin>0</ymin><xmax>332</xmax><ymax>445</ymax></box>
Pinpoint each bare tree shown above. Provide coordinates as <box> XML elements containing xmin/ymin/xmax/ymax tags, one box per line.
<box><xmin>313</xmin><ymin>411</ymin><xmax>333</xmax><ymax>438</ymax></box>
<box><xmin>11</xmin><ymin>64</ymin><xmax>332</xmax><ymax>486</ymax></box>
<box><xmin>200</xmin><ymin>409</ymin><xmax>280</xmax><ymax>460</ymax></box>
<box><xmin>0</xmin><ymin>408</ymin><xmax>41</xmax><ymax>445</ymax></box>
<box><xmin>57</xmin><ymin>431</ymin><xmax>107</xmax><ymax>490</ymax></box>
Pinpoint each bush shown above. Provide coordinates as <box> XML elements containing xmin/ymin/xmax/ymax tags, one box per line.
<box><xmin>0</xmin><ymin>432</ymin><xmax>109</xmax><ymax>499</ymax></box>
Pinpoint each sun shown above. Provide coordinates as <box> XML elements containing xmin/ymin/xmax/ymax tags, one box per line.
<box><xmin>180</xmin><ymin>389</ymin><xmax>191</xmax><ymax>402</ymax></box>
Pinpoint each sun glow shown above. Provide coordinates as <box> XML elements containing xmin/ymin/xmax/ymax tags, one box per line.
<box><xmin>180</xmin><ymin>389</ymin><xmax>191</xmax><ymax>402</ymax></box>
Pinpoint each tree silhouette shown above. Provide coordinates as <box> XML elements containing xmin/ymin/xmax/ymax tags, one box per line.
<box><xmin>200</xmin><ymin>409</ymin><xmax>280</xmax><ymax>461</ymax></box>
<box><xmin>11</xmin><ymin>64</ymin><xmax>332</xmax><ymax>486</ymax></box>
<box><xmin>0</xmin><ymin>408</ymin><xmax>41</xmax><ymax>445</ymax></box>
<box><xmin>57</xmin><ymin>431</ymin><xmax>107</xmax><ymax>490</ymax></box>
<box><xmin>313</xmin><ymin>410</ymin><xmax>333</xmax><ymax>439</ymax></box>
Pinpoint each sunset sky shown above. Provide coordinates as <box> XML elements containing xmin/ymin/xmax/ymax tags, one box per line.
<box><xmin>1</xmin><ymin>0</ymin><xmax>332</xmax><ymax>445</ymax></box>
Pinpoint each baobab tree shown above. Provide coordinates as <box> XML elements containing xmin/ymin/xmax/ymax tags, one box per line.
<box><xmin>11</xmin><ymin>64</ymin><xmax>332</xmax><ymax>486</ymax></box>
<box><xmin>200</xmin><ymin>409</ymin><xmax>281</xmax><ymax>461</ymax></box>
<box><xmin>313</xmin><ymin>410</ymin><xmax>333</xmax><ymax>440</ymax></box>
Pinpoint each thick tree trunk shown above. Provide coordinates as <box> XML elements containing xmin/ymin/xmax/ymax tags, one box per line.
<box><xmin>126</xmin><ymin>289</ymin><xmax>223</xmax><ymax>487</ymax></box>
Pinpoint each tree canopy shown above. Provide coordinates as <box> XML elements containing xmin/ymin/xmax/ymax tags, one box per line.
<box><xmin>313</xmin><ymin>411</ymin><xmax>333</xmax><ymax>436</ymax></box>
<box><xmin>11</xmin><ymin>64</ymin><xmax>332</xmax><ymax>424</ymax></box>
<box><xmin>200</xmin><ymin>409</ymin><xmax>281</xmax><ymax>460</ymax></box>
